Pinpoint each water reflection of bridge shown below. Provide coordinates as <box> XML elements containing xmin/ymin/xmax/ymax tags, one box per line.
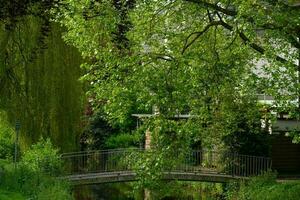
<box><xmin>61</xmin><ymin>149</ymin><xmax>272</xmax><ymax>185</ymax></box>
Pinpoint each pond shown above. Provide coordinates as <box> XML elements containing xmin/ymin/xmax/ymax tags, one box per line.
<box><xmin>74</xmin><ymin>182</ymin><xmax>226</xmax><ymax>200</ymax></box>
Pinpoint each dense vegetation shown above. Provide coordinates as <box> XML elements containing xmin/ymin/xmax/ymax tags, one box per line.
<box><xmin>227</xmin><ymin>173</ymin><xmax>300</xmax><ymax>200</ymax></box>
<box><xmin>0</xmin><ymin>18</ymin><xmax>84</xmax><ymax>152</ymax></box>
<box><xmin>0</xmin><ymin>138</ymin><xmax>73</xmax><ymax>200</ymax></box>
<box><xmin>54</xmin><ymin>0</ymin><xmax>300</xmax><ymax>152</ymax></box>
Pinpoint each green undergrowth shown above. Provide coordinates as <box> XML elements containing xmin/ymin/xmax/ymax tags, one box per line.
<box><xmin>0</xmin><ymin>189</ymin><xmax>25</xmax><ymax>200</ymax></box>
<box><xmin>0</xmin><ymin>159</ymin><xmax>11</xmax><ymax>171</ymax></box>
<box><xmin>226</xmin><ymin>172</ymin><xmax>300</xmax><ymax>200</ymax></box>
<box><xmin>0</xmin><ymin>138</ymin><xmax>74</xmax><ymax>200</ymax></box>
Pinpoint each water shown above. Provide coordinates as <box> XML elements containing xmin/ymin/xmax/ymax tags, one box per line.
<box><xmin>74</xmin><ymin>182</ymin><xmax>226</xmax><ymax>200</ymax></box>
<box><xmin>74</xmin><ymin>183</ymin><xmax>135</xmax><ymax>200</ymax></box>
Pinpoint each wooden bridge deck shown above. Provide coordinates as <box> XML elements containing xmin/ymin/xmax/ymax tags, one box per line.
<box><xmin>64</xmin><ymin>171</ymin><xmax>247</xmax><ymax>185</ymax></box>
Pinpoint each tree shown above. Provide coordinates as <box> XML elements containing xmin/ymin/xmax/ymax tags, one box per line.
<box><xmin>0</xmin><ymin>2</ymin><xmax>85</xmax><ymax>151</ymax></box>
<box><xmin>56</xmin><ymin>0</ymin><xmax>281</xmax><ymax>147</ymax></box>
<box><xmin>55</xmin><ymin>0</ymin><xmax>299</xmax><ymax>191</ymax></box>
<box><xmin>181</xmin><ymin>0</ymin><xmax>300</xmax><ymax>111</ymax></box>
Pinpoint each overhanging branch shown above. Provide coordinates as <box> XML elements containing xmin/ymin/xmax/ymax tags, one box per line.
<box><xmin>182</xmin><ymin>21</ymin><xmax>224</xmax><ymax>54</ymax></box>
<box><xmin>218</xmin><ymin>20</ymin><xmax>296</xmax><ymax>66</ymax></box>
<box><xmin>184</xmin><ymin>0</ymin><xmax>237</xmax><ymax>16</ymax></box>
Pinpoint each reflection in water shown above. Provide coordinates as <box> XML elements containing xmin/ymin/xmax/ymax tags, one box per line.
<box><xmin>74</xmin><ymin>183</ymin><xmax>135</xmax><ymax>200</ymax></box>
<box><xmin>74</xmin><ymin>182</ymin><xmax>226</xmax><ymax>200</ymax></box>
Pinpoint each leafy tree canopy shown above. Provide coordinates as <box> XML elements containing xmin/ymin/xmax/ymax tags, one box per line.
<box><xmin>55</xmin><ymin>0</ymin><xmax>300</xmax><ymax>148</ymax></box>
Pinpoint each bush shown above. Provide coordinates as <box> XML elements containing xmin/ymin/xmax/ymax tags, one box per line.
<box><xmin>105</xmin><ymin>133</ymin><xmax>140</xmax><ymax>149</ymax></box>
<box><xmin>0</xmin><ymin>138</ymin><xmax>73</xmax><ymax>200</ymax></box>
<box><xmin>1</xmin><ymin>165</ymin><xmax>73</xmax><ymax>199</ymax></box>
<box><xmin>21</xmin><ymin>138</ymin><xmax>62</xmax><ymax>176</ymax></box>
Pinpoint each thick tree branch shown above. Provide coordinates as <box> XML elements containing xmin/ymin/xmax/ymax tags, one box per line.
<box><xmin>182</xmin><ymin>21</ymin><xmax>224</xmax><ymax>54</ymax></box>
<box><xmin>217</xmin><ymin>20</ymin><xmax>297</xmax><ymax>66</ymax></box>
<box><xmin>207</xmin><ymin>9</ymin><xmax>213</xmax><ymax>22</ymax></box>
<box><xmin>182</xmin><ymin>13</ymin><xmax>296</xmax><ymax>66</ymax></box>
<box><xmin>150</xmin><ymin>53</ymin><xmax>175</xmax><ymax>62</ymax></box>
<box><xmin>185</xmin><ymin>0</ymin><xmax>237</xmax><ymax>16</ymax></box>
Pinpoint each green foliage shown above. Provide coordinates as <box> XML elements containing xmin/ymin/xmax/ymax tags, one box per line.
<box><xmin>80</xmin><ymin>110</ymin><xmax>138</xmax><ymax>150</ymax></box>
<box><xmin>36</xmin><ymin>181</ymin><xmax>73</xmax><ymax>200</ymax></box>
<box><xmin>128</xmin><ymin>147</ymin><xmax>190</xmax><ymax>191</ymax></box>
<box><xmin>222</xmin><ymin>102</ymin><xmax>270</xmax><ymax>156</ymax></box>
<box><xmin>128</xmin><ymin>150</ymin><xmax>166</xmax><ymax>190</ymax></box>
<box><xmin>21</xmin><ymin>138</ymin><xmax>62</xmax><ymax>176</ymax></box>
<box><xmin>0</xmin><ymin>138</ymin><xmax>73</xmax><ymax>200</ymax></box>
<box><xmin>1</xmin><ymin>165</ymin><xmax>73</xmax><ymax>200</ymax></box>
<box><xmin>227</xmin><ymin>172</ymin><xmax>300</xmax><ymax>200</ymax></box>
<box><xmin>0</xmin><ymin>17</ymin><xmax>85</xmax><ymax>151</ymax></box>
<box><xmin>0</xmin><ymin>189</ymin><xmax>25</xmax><ymax>200</ymax></box>
<box><xmin>145</xmin><ymin>117</ymin><xmax>192</xmax><ymax>150</ymax></box>
<box><xmin>105</xmin><ymin>132</ymin><xmax>140</xmax><ymax>149</ymax></box>
<box><xmin>0</xmin><ymin>111</ymin><xmax>14</xmax><ymax>159</ymax></box>
<box><xmin>54</xmin><ymin>0</ymin><xmax>291</xmax><ymax>151</ymax></box>
<box><xmin>54</xmin><ymin>0</ymin><xmax>298</xmax><ymax>189</ymax></box>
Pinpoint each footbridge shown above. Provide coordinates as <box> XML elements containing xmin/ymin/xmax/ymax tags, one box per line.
<box><xmin>61</xmin><ymin>149</ymin><xmax>272</xmax><ymax>185</ymax></box>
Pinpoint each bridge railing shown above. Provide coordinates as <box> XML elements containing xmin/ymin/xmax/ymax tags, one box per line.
<box><xmin>61</xmin><ymin>149</ymin><xmax>272</xmax><ymax>177</ymax></box>
<box><xmin>171</xmin><ymin>150</ymin><xmax>272</xmax><ymax>177</ymax></box>
<box><xmin>61</xmin><ymin>148</ymin><xmax>142</xmax><ymax>175</ymax></box>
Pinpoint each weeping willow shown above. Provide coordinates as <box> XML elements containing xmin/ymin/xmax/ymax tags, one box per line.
<box><xmin>0</xmin><ymin>16</ymin><xmax>85</xmax><ymax>152</ymax></box>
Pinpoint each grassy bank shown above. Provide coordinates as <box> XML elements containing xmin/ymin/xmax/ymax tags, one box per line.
<box><xmin>0</xmin><ymin>139</ymin><xmax>73</xmax><ymax>200</ymax></box>
<box><xmin>227</xmin><ymin>173</ymin><xmax>300</xmax><ymax>200</ymax></box>
<box><xmin>0</xmin><ymin>189</ymin><xmax>25</xmax><ymax>200</ymax></box>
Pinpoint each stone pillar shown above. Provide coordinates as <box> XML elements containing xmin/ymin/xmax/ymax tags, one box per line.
<box><xmin>144</xmin><ymin>189</ymin><xmax>151</xmax><ymax>200</ymax></box>
<box><xmin>144</xmin><ymin>129</ymin><xmax>152</xmax><ymax>199</ymax></box>
<box><xmin>145</xmin><ymin>129</ymin><xmax>151</xmax><ymax>149</ymax></box>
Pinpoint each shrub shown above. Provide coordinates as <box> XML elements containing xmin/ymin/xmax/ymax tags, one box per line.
<box><xmin>0</xmin><ymin>138</ymin><xmax>74</xmax><ymax>200</ymax></box>
<box><xmin>105</xmin><ymin>133</ymin><xmax>140</xmax><ymax>149</ymax></box>
<box><xmin>21</xmin><ymin>138</ymin><xmax>62</xmax><ymax>176</ymax></box>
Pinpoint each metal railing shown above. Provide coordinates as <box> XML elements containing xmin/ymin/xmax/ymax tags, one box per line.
<box><xmin>61</xmin><ymin>149</ymin><xmax>272</xmax><ymax>177</ymax></box>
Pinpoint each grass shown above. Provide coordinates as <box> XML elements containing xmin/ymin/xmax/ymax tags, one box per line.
<box><xmin>243</xmin><ymin>181</ymin><xmax>300</xmax><ymax>200</ymax></box>
<box><xmin>0</xmin><ymin>189</ymin><xmax>25</xmax><ymax>200</ymax></box>
<box><xmin>0</xmin><ymin>159</ymin><xmax>12</xmax><ymax>170</ymax></box>
<box><xmin>227</xmin><ymin>172</ymin><xmax>300</xmax><ymax>200</ymax></box>
<box><xmin>0</xmin><ymin>160</ymin><xmax>25</xmax><ymax>200</ymax></box>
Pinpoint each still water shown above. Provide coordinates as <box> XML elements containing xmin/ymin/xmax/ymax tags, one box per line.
<box><xmin>74</xmin><ymin>182</ymin><xmax>226</xmax><ymax>200</ymax></box>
